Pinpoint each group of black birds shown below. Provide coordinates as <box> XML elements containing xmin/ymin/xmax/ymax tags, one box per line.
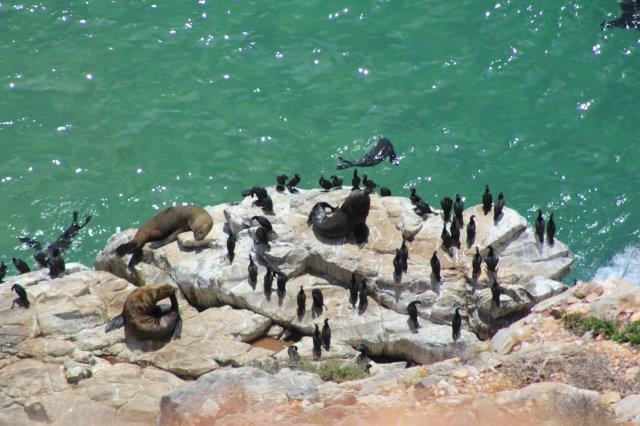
<box><xmin>4</xmin><ymin>211</ymin><xmax>92</xmax><ymax>311</ymax></box>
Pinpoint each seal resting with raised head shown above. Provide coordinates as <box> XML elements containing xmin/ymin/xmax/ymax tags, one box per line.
<box><xmin>105</xmin><ymin>283</ymin><xmax>182</xmax><ymax>341</ymax></box>
<box><xmin>309</xmin><ymin>189</ymin><xmax>371</xmax><ymax>244</ymax></box>
<box><xmin>115</xmin><ymin>205</ymin><xmax>213</xmax><ymax>267</ymax></box>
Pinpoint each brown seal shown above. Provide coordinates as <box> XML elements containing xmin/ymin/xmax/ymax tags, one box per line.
<box><xmin>122</xmin><ymin>283</ymin><xmax>181</xmax><ymax>341</ymax></box>
<box><xmin>115</xmin><ymin>205</ymin><xmax>213</xmax><ymax>267</ymax></box>
<box><xmin>310</xmin><ymin>189</ymin><xmax>371</xmax><ymax>244</ymax></box>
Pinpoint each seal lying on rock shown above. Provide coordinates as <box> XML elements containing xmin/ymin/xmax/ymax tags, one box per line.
<box><xmin>337</xmin><ymin>138</ymin><xmax>398</xmax><ymax>169</ymax></box>
<box><xmin>105</xmin><ymin>283</ymin><xmax>182</xmax><ymax>341</ymax></box>
<box><xmin>115</xmin><ymin>205</ymin><xmax>213</xmax><ymax>267</ymax></box>
<box><xmin>309</xmin><ymin>189</ymin><xmax>370</xmax><ymax>244</ymax></box>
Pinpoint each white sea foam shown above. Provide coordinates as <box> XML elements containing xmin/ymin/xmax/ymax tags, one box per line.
<box><xmin>593</xmin><ymin>245</ymin><xmax>640</xmax><ymax>285</ymax></box>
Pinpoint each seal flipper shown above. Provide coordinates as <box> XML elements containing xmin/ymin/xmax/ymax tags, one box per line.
<box><xmin>353</xmin><ymin>223</ymin><xmax>369</xmax><ymax>245</ymax></box>
<box><xmin>105</xmin><ymin>314</ymin><xmax>124</xmax><ymax>332</ymax></box>
<box><xmin>116</xmin><ymin>241</ymin><xmax>136</xmax><ymax>256</ymax></box>
<box><xmin>128</xmin><ymin>249</ymin><xmax>143</xmax><ymax>268</ymax></box>
<box><xmin>148</xmin><ymin>229</ymin><xmax>182</xmax><ymax>249</ymax></box>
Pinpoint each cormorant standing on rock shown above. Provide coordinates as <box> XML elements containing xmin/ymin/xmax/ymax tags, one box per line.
<box><xmin>277</xmin><ymin>272</ymin><xmax>288</xmax><ymax>298</ymax></box>
<box><xmin>251</xmin><ymin>216</ymin><xmax>273</xmax><ymax>233</ymax></box>
<box><xmin>358</xmin><ymin>279</ymin><xmax>369</xmax><ymax>309</ymax></box>
<box><xmin>226</xmin><ymin>231</ymin><xmax>236</xmax><ymax>263</ymax></box>
<box><xmin>535</xmin><ymin>210</ymin><xmax>545</xmax><ymax>244</ymax></box>
<box><xmin>47</xmin><ymin>248</ymin><xmax>65</xmax><ymax>278</ymax></box>
<box><xmin>450</xmin><ymin>220</ymin><xmax>461</xmax><ymax>249</ymax></box>
<box><xmin>441</xmin><ymin>197</ymin><xmax>454</xmax><ymax>223</ymax></box>
<box><xmin>547</xmin><ymin>213</ymin><xmax>556</xmax><ymax>245</ymax></box>
<box><xmin>482</xmin><ymin>185</ymin><xmax>493</xmax><ymax>215</ymax></box>
<box><xmin>380</xmin><ymin>187</ymin><xmax>391</xmax><ymax>197</ymax></box>
<box><xmin>322</xmin><ymin>318</ymin><xmax>331</xmax><ymax>350</ymax></box>
<box><xmin>330</xmin><ymin>175</ymin><xmax>343</xmax><ymax>188</ymax></box>
<box><xmin>13</xmin><ymin>258</ymin><xmax>30</xmax><ymax>274</ymax></box>
<box><xmin>319</xmin><ymin>176</ymin><xmax>332</xmax><ymax>192</ymax></box>
<box><xmin>472</xmin><ymin>247</ymin><xmax>482</xmax><ymax>282</ymax></box>
<box><xmin>286</xmin><ymin>174</ymin><xmax>301</xmax><ymax>192</ymax></box>
<box><xmin>494</xmin><ymin>192</ymin><xmax>505</xmax><ymax>223</ymax></box>
<box><xmin>297</xmin><ymin>286</ymin><xmax>306</xmax><ymax>318</ymax></box>
<box><xmin>409</xmin><ymin>188</ymin><xmax>421</xmax><ymax>205</ymax></box>
<box><xmin>454</xmin><ymin>194</ymin><xmax>464</xmax><ymax>226</ymax></box>
<box><xmin>352</xmin><ymin>170</ymin><xmax>360</xmax><ymax>190</ymax></box>
<box><xmin>400</xmin><ymin>240</ymin><xmax>409</xmax><ymax>272</ymax></box>
<box><xmin>312</xmin><ymin>324</ymin><xmax>322</xmax><ymax>359</ymax></box>
<box><xmin>11</xmin><ymin>284</ymin><xmax>29</xmax><ymax>308</ymax></box>
<box><xmin>263</xmin><ymin>267</ymin><xmax>273</xmax><ymax>294</ymax></box>
<box><xmin>441</xmin><ymin>224</ymin><xmax>453</xmax><ymax>253</ymax></box>
<box><xmin>254</xmin><ymin>226</ymin><xmax>270</xmax><ymax>247</ymax></box>
<box><xmin>276</xmin><ymin>175</ymin><xmax>288</xmax><ymax>192</ymax></box>
<box><xmin>491</xmin><ymin>279</ymin><xmax>501</xmax><ymax>308</ymax></box>
<box><xmin>430</xmin><ymin>251</ymin><xmax>441</xmax><ymax>283</ymax></box>
<box><xmin>349</xmin><ymin>273</ymin><xmax>359</xmax><ymax>307</ymax></box>
<box><xmin>407</xmin><ymin>301</ymin><xmax>422</xmax><ymax>329</ymax></box>
<box><xmin>485</xmin><ymin>245</ymin><xmax>499</xmax><ymax>277</ymax></box>
<box><xmin>0</xmin><ymin>261</ymin><xmax>7</xmax><ymax>282</ymax></box>
<box><xmin>452</xmin><ymin>307</ymin><xmax>462</xmax><ymax>342</ymax></box>
<box><xmin>312</xmin><ymin>288</ymin><xmax>324</xmax><ymax>312</ymax></box>
<box><xmin>248</xmin><ymin>255</ymin><xmax>257</xmax><ymax>288</ymax></box>
<box><xmin>414</xmin><ymin>200</ymin><xmax>433</xmax><ymax>216</ymax></box>
<box><xmin>393</xmin><ymin>249</ymin><xmax>403</xmax><ymax>279</ymax></box>
<box><xmin>287</xmin><ymin>345</ymin><xmax>300</xmax><ymax>362</ymax></box>
<box><xmin>467</xmin><ymin>215</ymin><xmax>476</xmax><ymax>248</ymax></box>
<box><xmin>362</xmin><ymin>174</ymin><xmax>377</xmax><ymax>190</ymax></box>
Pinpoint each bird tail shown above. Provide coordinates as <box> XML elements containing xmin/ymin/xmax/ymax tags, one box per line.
<box><xmin>115</xmin><ymin>241</ymin><xmax>136</xmax><ymax>256</ymax></box>
<box><xmin>24</xmin><ymin>298</ymin><xmax>30</xmax><ymax>309</ymax></box>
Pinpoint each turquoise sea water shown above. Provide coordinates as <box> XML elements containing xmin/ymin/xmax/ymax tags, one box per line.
<box><xmin>1</xmin><ymin>1</ymin><xmax>638</xmax><ymax>281</ymax></box>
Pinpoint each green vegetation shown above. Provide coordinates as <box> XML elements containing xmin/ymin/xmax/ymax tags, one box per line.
<box><xmin>297</xmin><ymin>360</ymin><xmax>369</xmax><ymax>383</ymax></box>
<box><xmin>562</xmin><ymin>313</ymin><xmax>640</xmax><ymax>344</ymax></box>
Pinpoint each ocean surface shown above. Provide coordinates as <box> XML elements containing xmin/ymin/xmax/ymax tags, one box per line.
<box><xmin>1</xmin><ymin>0</ymin><xmax>638</xmax><ymax>282</ymax></box>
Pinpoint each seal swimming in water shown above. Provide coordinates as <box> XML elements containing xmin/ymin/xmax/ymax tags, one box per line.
<box><xmin>11</xmin><ymin>284</ymin><xmax>29</xmax><ymax>308</ymax></box>
<box><xmin>466</xmin><ymin>215</ymin><xmax>476</xmax><ymax>248</ymax></box>
<box><xmin>310</xmin><ymin>189</ymin><xmax>370</xmax><ymax>244</ymax></box>
<box><xmin>407</xmin><ymin>301</ymin><xmax>422</xmax><ymax>329</ymax></box>
<box><xmin>13</xmin><ymin>258</ymin><xmax>30</xmax><ymax>274</ymax></box>
<box><xmin>452</xmin><ymin>307</ymin><xmax>461</xmax><ymax>342</ymax></box>
<box><xmin>115</xmin><ymin>206</ymin><xmax>213</xmax><ymax>267</ymax></box>
<box><xmin>322</xmin><ymin>318</ymin><xmax>331</xmax><ymax>350</ymax></box>
<box><xmin>535</xmin><ymin>210</ymin><xmax>545</xmax><ymax>244</ymax></box>
<box><xmin>20</xmin><ymin>210</ymin><xmax>92</xmax><ymax>268</ymax></box>
<box><xmin>430</xmin><ymin>251</ymin><xmax>441</xmax><ymax>283</ymax></box>
<box><xmin>547</xmin><ymin>213</ymin><xmax>556</xmax><ymax>245</ymax></box>
<box><xmin>319</xmin><ymin>176</ymin><xmax>332</xmax><ymax>192</ymax></box>
<box><xmin>248</xmin><ymin>255</ymin><xmax>257</xmax><ymax>289</ymax></box>
<box><xmin>105</xmin><ymin>283</ymin><xmax>181</xmax><ymax>341</ymax></box>
<box><xmin>482</xmin><ymin>185</ymin><xmax>493</xmax><ymax>215</ymax></box>
<box><xmin>336</xmin><ymin>138</ymin><xmax>398</xmax><ymax>169</ymax></box>
<box><xmin>602</xmin><ymin>0</ymin><xmax>640</xmax><ymax>29</ymax></box>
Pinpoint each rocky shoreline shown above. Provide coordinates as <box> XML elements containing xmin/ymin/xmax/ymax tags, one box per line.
<box><xmin>1</xmin><ymin>188</ymin><xmax>638</xmax><ymax>424</ymax></box>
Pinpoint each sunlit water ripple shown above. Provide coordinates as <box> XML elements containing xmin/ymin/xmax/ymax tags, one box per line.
<box><xmin>1</xmin><ymin>0</ymin><xmax>638</xmax><ymax>282</ymax></box>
